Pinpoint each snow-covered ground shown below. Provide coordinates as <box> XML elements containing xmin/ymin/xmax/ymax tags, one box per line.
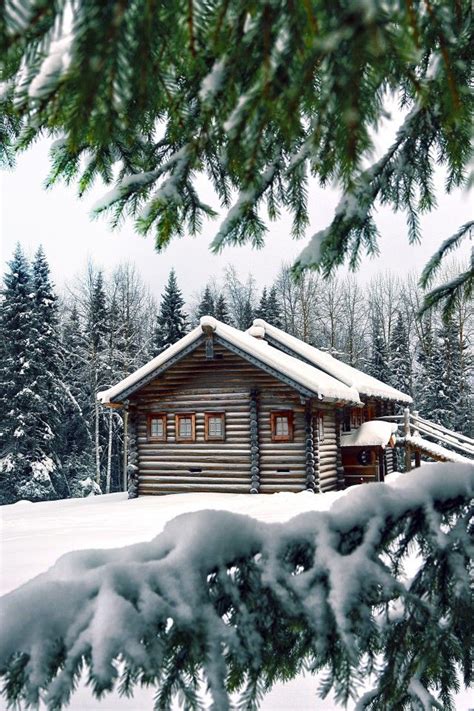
<box><xmin>1</xmin><ymin>476</ymin><xmax>472</xmax><ymax>710</ymax></box>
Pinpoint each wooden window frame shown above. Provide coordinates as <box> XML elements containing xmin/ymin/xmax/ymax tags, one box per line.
<box><xmin>147</xmin><ymin>413</ymin><xmax>167</xmax><ymax>442</ymax></box>
<box><xmin>270</xmin><ymin>410</ymin><xmax>294</xmax><ymax>442</ymax></box>
<box><xmin>175</xmin><ymin>413</ymin><xmax>196</xmax><ymax>442</ymax></box>
<box><xmin>204</xmin><ymin>413</ymin><xmax>226</xmax><ymax>441</ymax></box>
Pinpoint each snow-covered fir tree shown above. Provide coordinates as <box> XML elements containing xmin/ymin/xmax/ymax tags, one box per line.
<box><xmin>256</xmin><ymin>286</ymin><xmax>282</xmax><ymax>327</ymax></box>
<box><xmin>58</xmin><ymin>304</ymin><xmax>98</xmax><ymax>498</ymax></box>
<box><xmin>86</xmin><ymin>271</ymin><xmax>108</xmax><ymax>487</ymax></box>
<box><xmin>415</xmin><ymin>322</ymin><xmax>451</xmax><ymax>427</ymax></box>
<box><xmin>369</xmin><ymin>316</ymin><xmax>390</xmax><ymax>384</ymax></box>
<box><xmin>256</xmin><ymin>287</ymin><xmax>268</xmax><ymax>320</ymax></box>
<box><xmin>0</xmin><ymin>246</ymin><xmax>59</xmax><ymax>503</ymax></box>
<box><xmin>389</xmin><ymin>310</ymin><xmax>412</xmax><ymax>396</ymax></box>
<box><xmin>196</xmin><ymin>284</ymin><xmax>215</xmax><ymax>319</ymax></box>
<box><xmin>214</xmin><ymin>293</ymin><xmax>231</xmax><ymax>325</ymax></box>
<box><xmin>154</xmin><ymin>270</ymin><xmax>188</xmax><ymax>353</ymax></box>
<box><xmin>265</xmin><ymin>286</ymin><xmax>282</xmax><ymax>327</ymax></box>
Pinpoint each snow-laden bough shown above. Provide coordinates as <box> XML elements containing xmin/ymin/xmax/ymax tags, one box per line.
<box><xmin>0</xmin><ymin>463</ymin><xmax>473</xmax><ymax>710</ymax></box>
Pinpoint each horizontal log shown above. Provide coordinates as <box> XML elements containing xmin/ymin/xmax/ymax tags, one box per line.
<box><xmin>139</xmin><ymin>476</ymin><xmax>252</xmax><ymax>485</ymax></box>
<box><xmin>139</xmin><ymin>459</ymin><xmax>251</xmax><ymax>469</ymax></box>
<box><xmin>138</xmin><ymin>446</ymin><xmax>251</xmax><ymax>454</ymax></box>
<box><xmin>140</xmin><ymin>471</ymin><xmax>251</xmax><ymax>480</ymax></box>
<box><xmin>138</xmin><ymin>484</ymin><xmax>252</xmax><ymax>494</ymax></box>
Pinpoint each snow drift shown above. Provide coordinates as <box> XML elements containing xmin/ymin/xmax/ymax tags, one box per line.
<box><xmin>0</xmin><ymin>464</ymin><xmax>473</xmax><ymax>710</ymax></box>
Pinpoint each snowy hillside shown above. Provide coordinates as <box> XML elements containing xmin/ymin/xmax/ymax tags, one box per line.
<box><xmin>1</xmin><ymin>465</ymin><xmax>473</xmax><ymax>710</ymax></box>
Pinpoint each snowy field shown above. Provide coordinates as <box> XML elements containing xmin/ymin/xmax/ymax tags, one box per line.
<box><xmin>1</xmin><ymin>477</ymin><xmax>472</xmax><ymax>710</ymax></box>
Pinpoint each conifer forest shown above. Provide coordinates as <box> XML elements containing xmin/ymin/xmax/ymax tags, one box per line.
<box><xmin>1</xmin><ymin>245</ymin><xmax>472</xmax><ymax>504</ymax></box>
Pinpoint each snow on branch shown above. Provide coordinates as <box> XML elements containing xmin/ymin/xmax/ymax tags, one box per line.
<box><xmin>0</xmin><ymin>464</ymin><xmax>473</xmax><ymax>710</ymax></box>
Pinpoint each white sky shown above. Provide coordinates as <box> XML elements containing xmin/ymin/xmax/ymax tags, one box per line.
<box><xmin>1</xmin><ymin>135</ymin><xmax>472</xmax><ymax>302</ymax></box>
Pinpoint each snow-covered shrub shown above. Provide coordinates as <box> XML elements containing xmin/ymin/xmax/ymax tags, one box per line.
<box><xmin>0</xmin><ymin>454</ymin><xmax>58</xmax><ymax>504</ymax></box>
<box><xmin>62</xmin><ymin>452</ymin><xmax>101</xmax><ymax>498</ymax></box>
<box><xmin>0</xmin><ymin>464</ymin><xmax>472</xmax><ymax>710</ymax></box>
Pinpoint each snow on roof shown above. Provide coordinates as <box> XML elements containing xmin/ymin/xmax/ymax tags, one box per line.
<box><xmin>404</xmin><ymin>435</ymin><xmax>473</xmax><ymax>464</ymax></box>
<box><xmin>97</xmin><ymin>326</ymin><xmax>204</xmax><ymax>404</ymax></box>
<box><xmin>341</xmin><ymin>420</ymin><xmax>398</xmax><ymax>448</ymax></box>
<box><xmin>98</xmin><ymin>316</ymin><xmax>361</xmax><ymax>405</ymax></box>
<box><xmin>252</xmin><ymin>319</ymin><xmax>413</xmax><ymax>404</ymax></box>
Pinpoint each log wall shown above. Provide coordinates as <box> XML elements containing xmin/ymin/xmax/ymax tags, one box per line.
<box><xmin>318</xmin><ymin>408</ymin><xmax>339</xmax><ymax>492</ymax></box>
<box><xmin>128</xmin><ymin>341</ymin><xmax>338</xmax><ymax>495</ymax></box>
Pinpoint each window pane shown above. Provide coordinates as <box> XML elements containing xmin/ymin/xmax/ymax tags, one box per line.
<box><xmin>209</xmin><ymin>417</ymin><xmax>223</xmax><ymax>436</ymax></box>
<box><xmin>275</xmin><ymin>416</ymin><xmax>289</xmax><ymax>436</ymax></box>
<box><xmin>179</xmin><ymin>417</ymin><xmax>192</xmax><ymax>438</ymax></box>
<box><xmin>151</xmin><ymin>418</ymin><xmax>164</xmax><ymax>437</ymax></box>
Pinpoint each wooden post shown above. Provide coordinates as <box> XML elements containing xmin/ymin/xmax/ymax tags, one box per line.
<box><xmin>415</xmin><ymin>449</ymin><xmax>421</xmax><ymax>468</ymax></box>
<box><xmin>404</xmin><ymin>407</ymin><xmax>412</xmax><ymax>472</ymax></box>
<box><xmin>335</xmin><ymin>409</ymin><xmax>345</xmax><ymax>490</ymax></box>
<box><xmin>122</xmin><ymin>403</ymin><xmax>129</xmax><ymax>492</ymax></box>
<box><xmin>249</xmin><ymin>389</ymin><xmax>260</xmax><ymax>494</ymax></box>
<box><xmin>403</xmin><ymin>407</ymin><xmax>411</xmax><ymax>436</ymax></box>
<box><xmin>412</xmin><ymin>410</ymin><xmax>420</xmax><ymax>437</ymax></box>
<box><xmin>304</xmin><ymin>401</ymin><xmax>317</xmax><ymax>492</ymax></box>
<box><xmin>127</xmin><ymin>411</ymin><xmax>139</xmax><ymax>498</ymax></box>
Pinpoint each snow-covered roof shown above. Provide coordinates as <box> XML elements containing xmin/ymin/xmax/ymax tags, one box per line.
<box><xmin>403</xmin><ymin>435</ymin><xmax>473</xmax><ymax>464</ymax></box>
<box><xmin>98</xmin><ymin>316</ymin><xmax>361</xmax><ymax>405</ymax></box>
<box><xmin>251</xmin><ymin>319</ymin><xmax>413</xmax><ymax>404</ymax></box>
<box><xmin>341</xmin><ymin>420</ymin><xmax>398</xmax><ymax>448</ymax></box>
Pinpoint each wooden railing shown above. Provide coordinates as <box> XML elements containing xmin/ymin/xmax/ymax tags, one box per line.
<box><xmin>377</xmin><ymin>409</ymin><xmax>474</xmax><ymax>463</ymax></box>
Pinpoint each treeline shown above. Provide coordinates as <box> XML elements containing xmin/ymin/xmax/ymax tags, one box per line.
<box><xmin>1</xmin><ymin>246</ymin><xmax>472</xmax><ymax>504</ymax></box>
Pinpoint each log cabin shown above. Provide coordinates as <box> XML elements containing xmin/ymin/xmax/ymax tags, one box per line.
<box><xmin>98</xmin><ymin>316</ymin><xmax>412</xmax><ymax>496</ymax></box>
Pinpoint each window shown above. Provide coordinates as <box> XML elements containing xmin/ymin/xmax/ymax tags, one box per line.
<box><xmin>175</xmin><ymin>414</ymin><xmax>196</xmax><ymax>442</ymax></box>
<box><xmin>350</xmin><ymin>408</ymin><xmax>364</xmax><ymax>430</ymax></box>
<box><xmin>270</xmin><ymin>411</ymin><xmax>294</xmax><ymax>442</ymax></box>
<box><xmin>147</xmin><ymin>414</ymin><xmax>167</xmax><ymax>441</ymax></box>
<box><xmin>205</xmin><ymin>413</ymin><xmax>225</xmax><ymax>441</ymax></box>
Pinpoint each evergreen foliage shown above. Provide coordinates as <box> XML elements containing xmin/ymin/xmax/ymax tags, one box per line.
<box><xmin>0</xmin><ymin>245</ymin><xmax>59</xmax><ymax>503</ymax></box>
<box><xmin>265</xmin><ymin>286</ymin><xmax>282</xmax><ymax>328</ymax></box>
<box><xmin>389</xmin><ymin>311</ymin><xmax>412</xmax><ymax>396</ymax></box>
<box><xmin>256</xmin><ymin>287</ymin><xmax>268</xmax><ymax>320</ymax></box>
<box><xmin>214</xmin><ymin>293</ymin><xmax>230</xmax><ymax>324</ymax></box>
<box><xmin>368</xmin><ymin>317</ymin><xmax>390</xmax><ymax>384</ymax></box>
<box><xmin>154</xmin><ymin>270</ymin><xmax>188</xmax><ymax>353</ymax></box>
<box><xmin>196</xmin><ymin>284</ymin><xmax>215</xmax><ymax>320</ymax></box>
<box><xmin>1</xmin><ymin>1</ymin><xmax>472</xmax><ymax>314</ymax></box>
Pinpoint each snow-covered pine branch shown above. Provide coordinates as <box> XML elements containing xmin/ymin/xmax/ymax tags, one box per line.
<box><xmin>1</xmin><ymin>464</ymin><xmax>472</xmax><ymax>710</ymax></box>
<box><xmin>2</xmin><ymin>1</ymin><xmax>471</xmax><ymax>314</ymax></box>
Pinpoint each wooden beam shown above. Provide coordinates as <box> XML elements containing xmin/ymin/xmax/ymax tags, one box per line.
<box><xmin>304</xmin><ymin>400</ymin><xmax>317</xmax><ymax>492</ymax></box>
<box><xmin>249</xmin><ymin>389</ymin><xmax>260</xmax><ymax>493</ymax></box>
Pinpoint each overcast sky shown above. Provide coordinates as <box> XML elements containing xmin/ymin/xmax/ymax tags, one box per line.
<box><xmin>1</xmin><ymin>135</ymin><xmax>472</xmax><ymax>303</ymax></box>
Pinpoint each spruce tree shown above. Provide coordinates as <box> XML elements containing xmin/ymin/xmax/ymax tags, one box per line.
<box><xmin>154</xmin><ymin>270</ymin><xmax>188</xmax><ymax>353</ymax></box>
<box><xmin>256</xmin><ymin>287</ymin><xmax>268</xmax><ymax>321</ymax></box>
<box><xmin>87</xmin><ymin>271</ymin><xmax>108</xmax><ymax>487</ymax></box>
<box><xmin>241</xmin><ymin>299</ymin><xmax>254</xmax><ymax>331</ymax></box>
<box><xmin>197</xmin><ymin>284</ymin><xmax>215</xmax><ymax>320</ymax></box>
<box><xmin>0</xmin><ymin>245</ymin><xmax>58</xmax><ymax>503</ymax></box>
<box><xmin>388</xmin><ymin>311</ymin><xmax>412</xmax><ymax>396</ymax></box>
<box><xmin>415</xmin><ymin>323</ymin><xmax>449</xmax><ymax>426</ymax></box>
<box><xmin>369</xmin><ymin>317</ymin><xmax>390</xmax><ymax>384</ymax></box>
<box><xmin>266</xmin><ymin>286</ymin><xmax>282</xmax><ymax>328</ymax></box>
<box><xmin>214</xmin><ymin>294</ymin><xmax>231</xmax><ymax>325</ymax></box>
<box><xmin>59</xmin><ymin>304</ymin><xmax>97</xmax><ymax>497</ymax></box>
